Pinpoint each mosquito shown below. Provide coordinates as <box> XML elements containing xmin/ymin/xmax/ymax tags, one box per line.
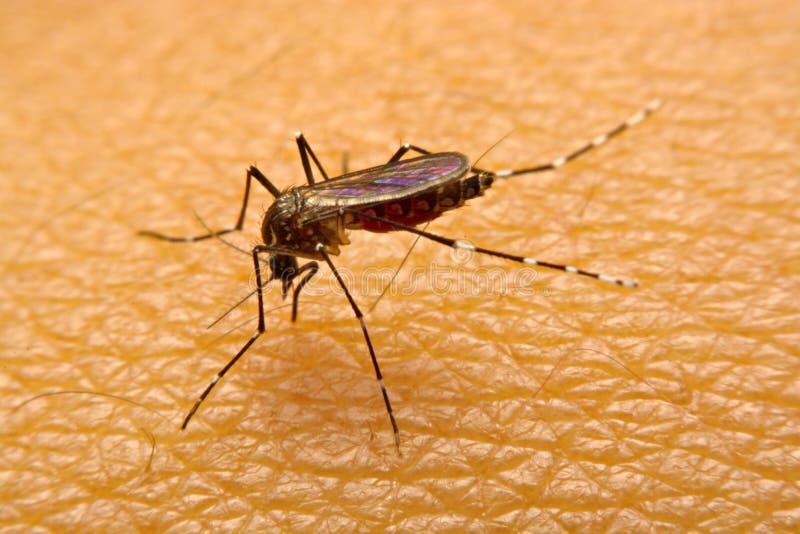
<box><xmin>140</xmin><ymin>99</ymin><xmax>662</xmax><ymax>453</ymax></box>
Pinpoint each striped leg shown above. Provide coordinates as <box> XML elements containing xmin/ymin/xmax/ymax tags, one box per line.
<box><xmin>386</xmin><ymin>143</ymin><xmax>432</xmax><ymax>163</ymax></box>
<box><xmin>315</xmin><ymin>243</ymin><xmax>402</xmax><ymax>454</ymax></box>
<box><xmin>347</xmin><ymin>210</ymin><xmax>638</xmax><ymax>287</ymax></box>
<box><xmin>295</xmin><ymin>132</ymin><xmax>331</xmax><ymax>184</ymax></box>
<box><xmin>485</xmin><ymin>99</ymin><xmax>662</xmax><ymax>178</ymax></box>
<box><xmin>181</xmin><ymin>244</ymin><xmax>272</xmax><ymax>429</ymax></box>
<box><xmin>290</xmin><ymin>261</ymin><xmax>319</xmax><ymax>322</ymax></box>
<box><xmin>138</xmin><ymin>166</ymin><xmax>280</xmax><ymax>243</ymax></box>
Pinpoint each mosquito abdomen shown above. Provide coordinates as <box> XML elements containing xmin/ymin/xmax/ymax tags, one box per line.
<box><xmin>350</xmin><ymin>172</ymin><xmax>494</xmax><ymax>233</ymax></box>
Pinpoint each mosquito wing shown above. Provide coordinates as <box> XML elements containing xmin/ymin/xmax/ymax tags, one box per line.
<box><xmin>302</xmin><ymin>152</ymin><xmax>470</xmax><ymax>217</ymax></box>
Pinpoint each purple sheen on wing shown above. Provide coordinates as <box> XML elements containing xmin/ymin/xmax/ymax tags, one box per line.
<box><xmin>319</xmin><ymin>155</ymin><xmax>464</xmax><ymax>198</ymax></box>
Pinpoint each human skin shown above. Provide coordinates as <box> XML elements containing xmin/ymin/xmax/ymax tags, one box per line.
<box><xmin>2</xmin><ymin>1</ymin><xmax>799</xmax><ymax>531</ymax></box>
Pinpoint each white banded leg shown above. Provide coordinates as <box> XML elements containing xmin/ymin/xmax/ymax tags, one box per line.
<box><xmin>386</xmin><ymin>143</ymin><xmax>433</xmax><ymax>163</ymax></box>
<box><xmin>181</xmin><ymin>244</ymin><xmax>272</xmax><ymax>429</ymax></box>
<box><xmin>315</xmin><ymin>243</ymin><xmax>402</xmax><ymax>454</ymax></box>
<box><xmin>488</xmin><ymin>99</ymin><xmax>662</xmax><ymax>178</ymax></box>
<box><xmin>347</xmin><ymin>210</ymin><xmax>638</xmax><ymax>287</ymax></box>
<box><xmin>139</xmin><ymin>166</ymin><xmax>281</xmax><ymax>243</ymax></box>
<box><xmin>295</xmin><ymin>132</ymin><xmax>331</xmax><ymax>185</ymax></box>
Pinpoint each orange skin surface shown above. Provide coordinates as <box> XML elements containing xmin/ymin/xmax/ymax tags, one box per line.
<box><xmin>2</xmin><ymin>1</ymin><xmax>799</xmax><ymax>531</ymax></box>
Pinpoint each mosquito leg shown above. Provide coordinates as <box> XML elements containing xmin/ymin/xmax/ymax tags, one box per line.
<box><xmin>367</xmin><ymin>223</ymin><xmax>428</xmax><ymax>314</ymax></box>
<box><xmin>347</xmin><ymin>210</ymin><xmax>638</xmax><ymax>288</ymax></box>
<box><xmin>295</xmin><ymin>132</ymin><xmax>331</xmax><ymax>185</ymax></box>
<box><xmin>341</xmin><ymin>151</ymin><xmax>350</xmax><ymax>175</ymax></box>
<box><xmin>181</xmin><ymin>244</ymin><xmax>272</xmax><ymax>429</ymax></box>
<box><xmin>480</xmin><ymin>99</ymin><xmax>662</xmax><ymax>178</ymax></box>
<box><xmin>139</xmin><ymin>166</ymin><xmax>280</xmax><ymax>242</ymax></box>
<box><xmin>290</xmin><ymin>261</ymin><xmax>319</xmax><ymax>323</ymax></box>
<box><xmin>386</xmin><ymin>143</ymin><xmax>433</xmax><ymax>163</ymax></box>
<box><xmin>315</xmin><ymin>243</ymin><xmax>401</xmax><ymax>454</ymax></box>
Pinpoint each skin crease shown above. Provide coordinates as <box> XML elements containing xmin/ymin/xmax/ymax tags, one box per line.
<box><xmin>2</xmin><ymin>2</ymin><xmax>799</xmax><ymax>532</ymax></box>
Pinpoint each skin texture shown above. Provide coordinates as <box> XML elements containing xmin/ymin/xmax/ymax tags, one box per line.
<box><xmin>2</xmin><ymin>1</ymin><xmax>799</xmax><ymax>531</ymax></box>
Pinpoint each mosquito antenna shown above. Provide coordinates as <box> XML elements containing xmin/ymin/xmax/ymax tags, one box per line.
<box><xmin>192</xmin><ymin>209</ymin><xmax>251</xmax><ymax>256</ymax></box>
<box><xmin>471</xmin><ymin>129</ymin><xmax>515</xmax><ymax>170</ymax></box>
<box><xmin>190</xmin><ymin>209</ymin><xmax>277</xmax><ymax>329</ymax></box>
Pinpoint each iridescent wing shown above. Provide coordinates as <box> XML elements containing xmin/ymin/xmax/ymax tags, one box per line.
<box><xmin>303</xmin><ymin>152</ymin><xmax>470</xmax><ymax>212</ymax></box>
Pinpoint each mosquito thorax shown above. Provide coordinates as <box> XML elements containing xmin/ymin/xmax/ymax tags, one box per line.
<box><xmin>261</xmin><ymin>190</ymin><xmax>303</xmax><ymax>248</ymax></box>
<box><xmin>476</xmin><ymin>171</ymin><xmax>494</xmax><ymax>194</ymax></box>
<box><xmin>262</xmin><ymin>188</ymin><xmax>343</xmax><ymax>259</ymax></box>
